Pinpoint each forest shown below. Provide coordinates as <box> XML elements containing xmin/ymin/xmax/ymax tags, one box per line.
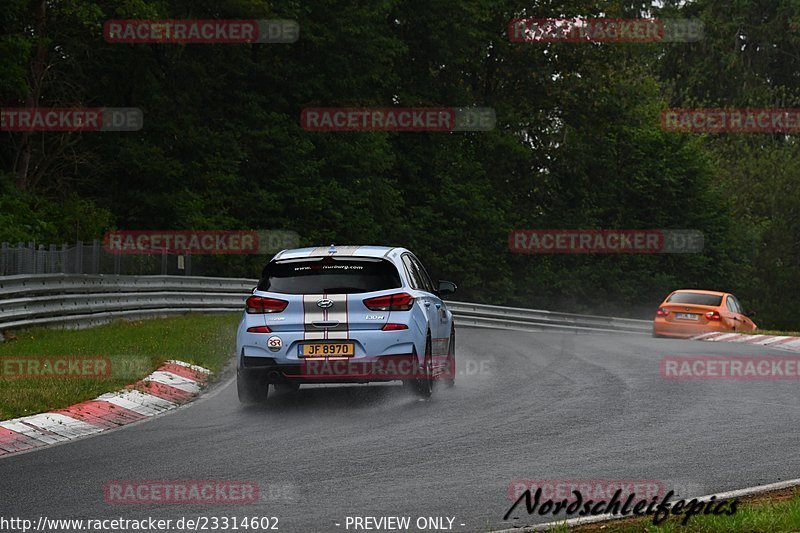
<box><xmin>1</xmin><ymin>0</ymin><xmax>798</xmax><ymax>328</ymax></box>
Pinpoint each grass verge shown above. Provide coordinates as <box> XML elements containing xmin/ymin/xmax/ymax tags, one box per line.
<box><xmin>753</xmin><ymin>329</ymin><xmax>800</xmax><ymax>337</ymax></box>
<box><xmin>0</xmin><ymin>313</ymin><xmax>239</xmax><ymax>420</ymax></box>
<box><xmin>543</xmin><ymin>487</ymin><xmax>800</xmax><ymax>532</ymax></box>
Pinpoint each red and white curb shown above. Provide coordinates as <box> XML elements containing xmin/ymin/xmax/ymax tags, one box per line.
<box><xmin>0</xmin><ymin>360</ymin><xmax>210</xmax><ymax>457</ymax></box>
<box><xmin>692</xmin><ymin>332</ymin><xmax>800</xmax><ymax>352</ymax></box>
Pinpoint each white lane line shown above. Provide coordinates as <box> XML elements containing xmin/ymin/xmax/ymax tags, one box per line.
<box><xmin>0</xmin><ymin>420</ymin><xmax>68</xmax><ymax>444</ymax></box>
<box><xmin>21</xmin><ymin>413</ymin><xmax>103</xmax><ymax>439</ymax></box>
<box><xmin>144</xmin><ymin>371</ymin><xmax>202</xmax><ymax>394</ymax></box>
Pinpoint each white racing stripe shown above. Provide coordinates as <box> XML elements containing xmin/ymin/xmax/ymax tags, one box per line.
<box><xmin>303</xmin><ymin>293</ymin><xmax>327</xmax><ymax>340</ymax></box>
<box><xmin>144</xmin><ymin>371</ymin><xmax>202</xmax><ymax>393</ymax></box>
<box><xmin>326</xmin><ymin>293</ymin><xmax>349</xmax><ymax>340</ymax></box>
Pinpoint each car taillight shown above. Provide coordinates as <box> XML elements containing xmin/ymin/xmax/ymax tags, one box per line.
<box><xmin>382</xmin><ymin>323</ymin><xmax>408</xmax><ymax>331</ymax></box>
<box><xmin>656</xmin><ymin>307</ymin><xmax>670</xmax><ymax>316</ymax></box>
<box><xmin>246</xmin><ymin>296</ymin><xmax>288</xmax><ymax>314</ymax></box>
<box><xmin>247</xmin><ymin>325</ymin><xmax>273</xmax><ymax>333</ymax></box>
<box><xmin>363</xmin><ymin>293</ymin><xmax>414</xmax><ymax>311</ymax></box>
<box><xmin>705</xmin><ymin>311</ymin><xmax>721</xmax><ymax>321</ymax></box>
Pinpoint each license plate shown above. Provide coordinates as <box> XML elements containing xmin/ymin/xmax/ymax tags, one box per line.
<box><xmin>299</xmin><ymin>342</ymin><xmax>355</xmax><ymax>357</ymax></box>
<box><xmin>675</xmin><ymin>313</ymin><xmax>699</xmax><ymax>321</ymax></box>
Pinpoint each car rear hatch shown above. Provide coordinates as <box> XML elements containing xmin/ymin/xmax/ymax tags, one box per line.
<box><xmin>254</xmin><ymin>255</ymin><xmax>404</xmax><ymax>336</ymax></box>
<box><xmin>661</xmin><ymin>292</ymin><xmax>724</xmax><ymax>325</ymax></box>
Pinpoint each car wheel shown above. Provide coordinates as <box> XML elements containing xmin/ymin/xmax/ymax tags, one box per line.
<box><xmin>444</xmin><ymin>328</ymin><xmax>455</xmax><ymax>388</ymax></box>
<box><xmin>237</xmin><ymin>369</ymin><xmax>269</xmax><ymax>404</ymax></box>
<box><xmin>414</xmin><ymin>334</ymin><xmax>435</xmax><ymax>398</ymax></box>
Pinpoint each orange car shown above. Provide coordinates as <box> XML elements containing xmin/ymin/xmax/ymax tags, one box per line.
<box><xmin>653</xmin><ymin>289</ymin><xmax>757</xmax><ymax>338</ymax></box>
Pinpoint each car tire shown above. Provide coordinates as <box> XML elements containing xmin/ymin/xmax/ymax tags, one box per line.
<box><xmin>413</xmin><ymin>334</ymin><xmax>435</xmax><ymax>398</ymax></box>
<box><xmin>444</xmin><ymin>328</ymin><xmax>456</xmax><ymax>388</ymax></box>
<box><xmin>237</xmin><ymin>369</ymin><xmax>269</xmax><ymax>404</ymax></box>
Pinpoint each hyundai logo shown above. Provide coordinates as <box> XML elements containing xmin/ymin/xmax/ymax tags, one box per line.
<box><xmin>317</xmin><ymin>298</ymin><xmax>334</xmax><ymax>309</ymax></box>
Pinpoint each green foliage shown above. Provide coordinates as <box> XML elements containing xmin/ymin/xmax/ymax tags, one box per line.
<box><xmin>0</xmin><ymin>0</ymin><xmax>797</xmax><ymax>327</ymax></box>
<box><xmin>0</xmin><ymin>174</ymin><xmax>112</xmax><ymax>243</ymax></box>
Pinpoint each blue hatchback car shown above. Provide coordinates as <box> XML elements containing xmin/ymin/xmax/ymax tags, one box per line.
<box><xmin>236</xmin><ymin>245</ymin><xmax>457</xmax><ymax>403</ymax></box>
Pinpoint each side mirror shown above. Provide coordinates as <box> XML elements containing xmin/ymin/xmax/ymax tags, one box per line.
<box><xmin>746</xmin><ymin>310</ymin><xmax>756</xmax><ymax>318</ymax></box>
<box><xmin>437</xmin><ymin>280</ymin><xmax>457</xmax><ymax>297</ymax></box>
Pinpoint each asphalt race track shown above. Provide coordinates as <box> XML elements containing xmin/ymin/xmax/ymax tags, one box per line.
<box><xmin>1</xmin><ymin>327</ymin><xmax>798</xmax><ymax>532</ymax></box>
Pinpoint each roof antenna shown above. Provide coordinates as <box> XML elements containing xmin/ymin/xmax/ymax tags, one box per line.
<box><xmin>328</xmin><ymin>244</ymin><xmax>337</xmax><ymax>255</ymax></box>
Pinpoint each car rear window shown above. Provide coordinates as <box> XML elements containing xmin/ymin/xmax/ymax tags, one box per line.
<box><xmin>258</xmin><ymin>257</ymin><xmax>402</xmax><ymax>294</ymax></box>
<box><xmin>667</xmin><ymin>292</ymin><xmax>723</xmax><ymax>306</ymax></box>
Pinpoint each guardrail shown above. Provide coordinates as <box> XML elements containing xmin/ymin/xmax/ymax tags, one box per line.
<box><xmin>0</xmin><ymin>274</ymin><xmax>652</xmax><ymax>339</ymax></box>
<box><xmin>0</xmin><ymin>274</ymin><xmax>256</xmax><ymax>335</ymax></box>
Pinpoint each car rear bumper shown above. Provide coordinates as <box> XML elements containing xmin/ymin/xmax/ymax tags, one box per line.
<box><xmin>652</xmin><ymin>317</ymin><xmax>730</xmax><ymax>338</ymax></box>
<box><xmin>238</xmin><ymin>353</ymin><xmax>427</xmax><ymax>384</ymax></box>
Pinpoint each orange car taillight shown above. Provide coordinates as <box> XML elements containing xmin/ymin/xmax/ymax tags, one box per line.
<box><xmin>363</xmin><ymin>293</ymin><xmax>414</xmax><ymax>311</ymax></box>
<box><xmin>656</xmin><ymin>307</ymin><xmax>670</xmax><ymax>316</ymax></box>
<box><xmin>705</xmin><ymin>311</ymin><xmax>721</xmax><ymax>321</ymax></box>
<box><xmin>247</xmin><ymin>325</ymin><xmax>273</xmax><ymax>333</ymax></box>
<box><xmin>246</xmin><ymin>296</ymin><xmax>288</xmax><ymax>314</ymax></box>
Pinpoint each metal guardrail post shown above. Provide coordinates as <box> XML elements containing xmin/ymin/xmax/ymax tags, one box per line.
<box><xmin>91</xmin><ymin>240</ymin><xmax>100</xmax><ymax>274</ymax></box>
<box><xmin>75</xmin><ymin>240</ymin><xmax>84</xmax><ymax>274</ymax></box>
<box><xmin>48</xmin><ymin>244</ymin><xmax>57</xmax><ymax>273</ymax></box>
<box><xmin>24</xmin><ymin>242</ymin><xmax>31</xmax><ymax>274</ymax></box>
<box><xmin>35</xmin><ymin>245</ymin><xmax>45</xmax><ymax>274</ymax></box>
<box><xmin>61</xmin><ymin>244</ymin><xmax>69</xmax><ymax>274</ymax></box>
